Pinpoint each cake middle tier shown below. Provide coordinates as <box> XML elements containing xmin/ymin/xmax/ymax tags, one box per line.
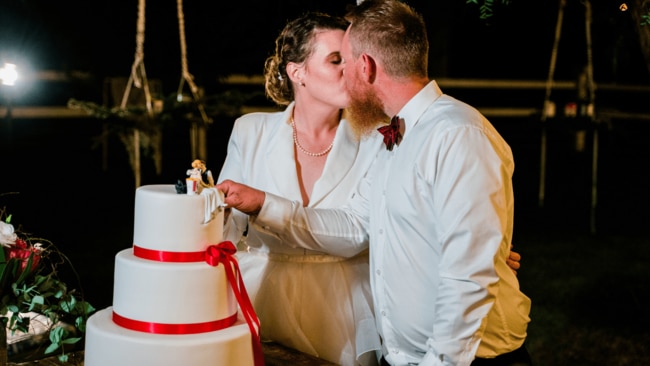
<box><xmin>113</xmin><ymin>249</ymin><xmax>238</xmax><ymax>326</ymax></box>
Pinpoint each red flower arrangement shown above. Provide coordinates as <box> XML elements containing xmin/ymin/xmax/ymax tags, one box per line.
<box><xmin>0</xmin><ymin>204</ymin><xmax>94</xmax><ymax>363</ymax></box>
<box><xmin>4</xmin><ymin>238</ymin><xmax>41</xmax><ymax>276</ymax></box>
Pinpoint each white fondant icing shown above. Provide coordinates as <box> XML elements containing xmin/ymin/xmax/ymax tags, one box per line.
<box><xmin>112</xmin><ymin>249</ymin><xmax>237</xmax><ymax>324</ymax></box>
<box><xmin>85</xmin><ymin>308</ymin><xmax>254</xmax><ymax>366</ymax></box>
<box><xmin>133</xmin><ymin>185</ymin><xmax>224</xmax><ymax>253</ymax></box>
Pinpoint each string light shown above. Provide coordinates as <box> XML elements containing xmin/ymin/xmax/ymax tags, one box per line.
<box><xmin>0</xmin><ymin>63</ymin><xmax>18</xmax><ymax>86</ymax></box>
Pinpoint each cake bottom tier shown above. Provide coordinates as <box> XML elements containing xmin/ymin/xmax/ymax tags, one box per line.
<box><xmin>84</xmin><ymin>307</ymin><xmax>254</xmax><ymax>366</ymax></box>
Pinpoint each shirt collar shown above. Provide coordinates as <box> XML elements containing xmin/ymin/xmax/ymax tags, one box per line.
<box><xmin>395</xmin><ymin>80</ymin><xmax>443</xmax><ymax>139</ymax></box>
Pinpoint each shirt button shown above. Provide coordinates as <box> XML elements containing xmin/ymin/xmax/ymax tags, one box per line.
<box><xmin>381</xmin><ymin>310</ymin><xmax>386</xmax><ymax>317</ymax></box>
<box><xmin>379</xmin><ymin>229</ymin><xmax>384</xmax><ymax>235</ymax></box>
<box><xmin>376</xmin><ymin>269</ymin><xmax>381</xmax><ymax>276</ymax></box>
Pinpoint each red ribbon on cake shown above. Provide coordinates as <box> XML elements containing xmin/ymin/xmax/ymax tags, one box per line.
<box><xmin>206</xmin><ymin>241</ymin><xmax>265</xmax><ymax>366</ymax></box>
<box><xmin>112</xmin><ymin>312</ymin><xmax>237</xmax><ymax>334</ymax></box>
<box><xmin>133</xmin><ymin>245</ymin><xmax>205</xmax><ymax>262</ymax></box>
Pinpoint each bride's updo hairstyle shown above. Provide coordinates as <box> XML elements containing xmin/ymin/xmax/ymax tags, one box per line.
<box><xmin>264</xmin><ymin>12</ymin><xmax>349</xmax><ymax>106</ymax></box>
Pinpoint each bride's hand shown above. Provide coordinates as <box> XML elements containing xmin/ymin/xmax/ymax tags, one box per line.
<box><xmin>507</xmin><ymin>245</ymin><xmax>521</xmax><ymax>275</ymax></box>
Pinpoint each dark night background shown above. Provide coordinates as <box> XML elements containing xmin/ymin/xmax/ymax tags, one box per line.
<box><xmin>2</xmin><ymin>0</ymin><xmax>649</xmax><ymax>90</ymax></box>
<box><xmin>1</xmin><ymin>0</ymin><xmax>650</xmax><ymax>364</ymax></box>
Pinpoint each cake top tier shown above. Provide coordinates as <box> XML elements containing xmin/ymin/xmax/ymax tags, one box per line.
<box><xmin>133</xmin><ymin>185</ymin><xmax>224</xmax><ymax>254</ymax></box>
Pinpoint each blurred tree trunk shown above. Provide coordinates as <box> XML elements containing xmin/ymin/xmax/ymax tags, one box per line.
<box><xmin>630</xmin><ymin>0</ymin><xmax>650</xmax><ymax>74</ymax></box>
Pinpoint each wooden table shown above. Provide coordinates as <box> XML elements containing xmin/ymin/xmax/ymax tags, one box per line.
<box><xmin>8</xmin><ymin>342</ymin><xmax>337</xmax><ymax>365</ymax></box>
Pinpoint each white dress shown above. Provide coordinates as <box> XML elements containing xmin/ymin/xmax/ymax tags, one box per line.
<box><xmin>218</xmin><ymin>103</ymin><xmax>382</xmax><ymax>366</ymax></box>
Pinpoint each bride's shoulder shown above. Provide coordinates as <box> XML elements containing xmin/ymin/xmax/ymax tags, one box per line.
<box><xmin>234</xmin><ymin>110</ymin><xmax>286</xmax><ymax>129</ymax></box>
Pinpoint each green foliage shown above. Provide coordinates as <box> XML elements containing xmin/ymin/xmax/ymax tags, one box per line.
<box><xmin>1</xmin><ymin>266</ymin><xmax>95</xmax><ymax>361</ymax></box>
<box><xmin>642</xmin><ymin>9</ymin><xmax>650</xmax><ymax>26</ymax></box>
<box><xmin>0</xmin><ymin>205</ymin><xmax>95</xmax><ymax>362</ymax></box>
<box><xmin>67</xmin><ymin>88</ymin><xmax>258</xmax><ymax>127</ymax></box>
<box><xmin>466</xmin><ymin>0</ymin><xmax>512</xmax><ymax>20</ymax></box>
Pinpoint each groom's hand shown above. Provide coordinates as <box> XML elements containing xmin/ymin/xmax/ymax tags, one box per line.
<box><xmin>216</xmin><ymin>180</ymin><xmax>266</xmax><ymax>216</ymax></box>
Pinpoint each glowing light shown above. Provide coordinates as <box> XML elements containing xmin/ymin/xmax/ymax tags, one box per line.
<box><xmin>619</xmin><ymin>3</ymin><xmax>628</xmax><ymax>11</ymax></box>
<box><xmin>0</xmin><ymin>63</ymin><xmax>18</xmax><ymax>86</ymax></box>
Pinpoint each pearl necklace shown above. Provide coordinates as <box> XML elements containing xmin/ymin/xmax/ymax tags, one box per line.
<box><xmin>291</xmin><ymin>117</ymin><xmax>335</xmax><ymax>157</ymax></box>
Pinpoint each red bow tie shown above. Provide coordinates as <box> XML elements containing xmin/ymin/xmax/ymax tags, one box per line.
<box><xmin>377</xmin><ymin>116</ymin><xmax>402</xmax><ymax>151</ymax></box>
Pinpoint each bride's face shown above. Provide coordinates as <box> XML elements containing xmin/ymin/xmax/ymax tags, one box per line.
<box><xmin>298</xmin><ymin>29</ymin><xmax>349</xmax><ymax>109</ymax></box>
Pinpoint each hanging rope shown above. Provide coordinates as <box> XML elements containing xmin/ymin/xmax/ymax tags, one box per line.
<box><xmin>583</xmin><ymin>0</ymin><xmax>595</xmax><ymax>110</ymax></box>
<box><xmin>583</xmin><ymin>0</ymin><xmax>598</xmax><ymax>234</ymax></box>
<box><xmin>542</xmin><ymin>0</ymin><xmax>566</xmax><ymax>122</ymax></box>
<box><xmin>119</xmin><ymin>0</ymin><xmax>157</xmax><ymax>188</ymax></box>
<box><xmin>176</xmin><ymin>0</ymin><xmax>211</xmax><ymax>125</ymax></box>
<box><xmin>121</xmin><ymin>0</ymin><xmax>153</xmax><ymax>116</ymax></box>
<box><xmin>539</xmin><ymin>0</ymin><xmax>567</xmax><ymax>208</ymax></box>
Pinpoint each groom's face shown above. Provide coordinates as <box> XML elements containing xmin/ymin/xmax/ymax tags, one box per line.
<box><xmin>341</xmin><ymin>27</ymin><xmax>389</xmax><ymax>138</ymax></box>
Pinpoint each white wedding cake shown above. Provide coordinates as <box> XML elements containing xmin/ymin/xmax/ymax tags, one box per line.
<box><xmin>84</xmin><ymin>184</ymin><xmax>262</xmax><ymax>366</ymax></box>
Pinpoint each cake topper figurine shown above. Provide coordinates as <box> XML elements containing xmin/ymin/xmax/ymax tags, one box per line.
<box><xmin>181</xmin><ymin>159</ymin><xmax>215</xmax><ymax>195</ymax></box>
<box><xmin>189</xmin><ymin>159</ymin><xmax>215</xmax><ymax>187</ymax></box>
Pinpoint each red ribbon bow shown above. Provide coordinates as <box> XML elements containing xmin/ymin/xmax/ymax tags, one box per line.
<box><xmin>377</xmin><ymin>115</ymin><xmax>402</xmax><ymax>151</ymax></box>
<box><xmin>206</xmin><ymin>241</ymin><xmax>265</xmax><ymax>366</ymax></box>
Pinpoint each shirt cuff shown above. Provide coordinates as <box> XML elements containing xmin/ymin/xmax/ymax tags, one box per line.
<box><xmin>250</xmin><ymin>191</ymin><xmax>293</xmax><ymax>233</ymax></box>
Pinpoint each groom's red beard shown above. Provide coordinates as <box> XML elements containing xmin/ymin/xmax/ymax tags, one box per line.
<box><xmin>346</xmin><ymin>86</ymin><xmax>390</xmax><ymax>140</ymax></box>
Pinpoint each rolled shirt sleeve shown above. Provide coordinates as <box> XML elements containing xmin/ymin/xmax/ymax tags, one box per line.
<box><xmin>251</xmin><ymin>191</ymin><xmax>370</xmax><ymax>258</ymax></box>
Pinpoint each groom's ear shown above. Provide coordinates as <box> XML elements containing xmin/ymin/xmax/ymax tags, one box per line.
<box><xmin>359</xmin><ymin>53</ymin><xmax>377</xmax><ymax>84</ymax></box>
